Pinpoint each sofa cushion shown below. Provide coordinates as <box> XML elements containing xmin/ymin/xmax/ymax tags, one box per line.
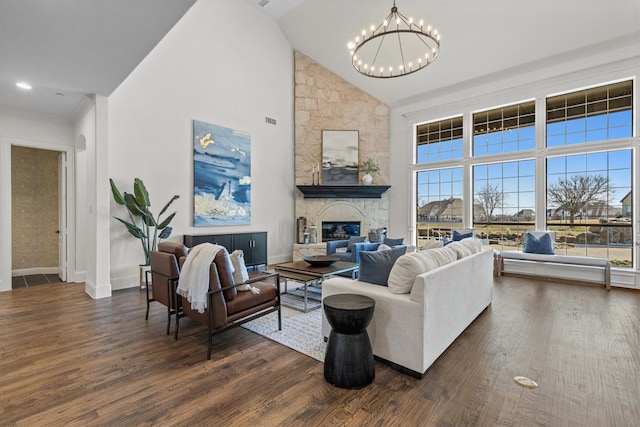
<box><xmin>347</xmin><ymin>236</ymin><xmax>367</xmax><ymax>252</ymax></box>
<box><xmin>421</xmin><ymin>240</ymin><xmax>444</xmax><ymax>250</ymax></box>
<box><xmin>425</xmin><ymin>247</ymin><xmax>458</xmax><ymax>266</ymax></box>
<box><xmin>358</xmin><ymin>246</ymin><xmax>407</xmax><ymax>286</ymax></box>
<box><xmin>460</xmin><ymin>237</ymin><xmax>481</xmax><ymax>254</ymax></box>
<box><xmin>383</xmin><ymin>237</ymin><xmax>404</xmax><ymax>246</ymax></box>
<box><xmin>387</xmin><ymin>252</ymin><xmax>438</xmax><ymax>294</ymax></box>
<box><xmin>445</xmin><ymin>241</ymin><xmax>469</xmax><ymax>259</ymax></box>
<box><xmin>523</xmin><ymin>231</ymin><xmax>555</xmax><ymax>255</ymax></box>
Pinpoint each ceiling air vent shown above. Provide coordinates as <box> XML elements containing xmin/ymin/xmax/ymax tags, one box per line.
<box><xmin>258</xmin><ymin>0</ymin><xmax>270</xmax><ymax>7</ymax></box>
<box><xmin>265</xmin><ymin>116</ymin><xmax>277</xmax><ymax>125</ymax></box>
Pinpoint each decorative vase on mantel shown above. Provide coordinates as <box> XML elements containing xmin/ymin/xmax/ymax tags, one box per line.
<box><xmin>359</xmin><ymin>158</ymin><xmax>380</xmax><ymax>186</ymax></box>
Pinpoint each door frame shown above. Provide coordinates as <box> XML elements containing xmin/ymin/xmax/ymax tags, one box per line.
<box><xmin>0</xmin><ymin>137</ymin><xmax>75</xmax><ymax>291</ymax></box>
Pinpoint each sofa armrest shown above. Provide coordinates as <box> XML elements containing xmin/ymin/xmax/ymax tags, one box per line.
<box><xmin>326</xmin><ymin>240</ymin><xmax>349</xmax><ymax>255</ymax></box>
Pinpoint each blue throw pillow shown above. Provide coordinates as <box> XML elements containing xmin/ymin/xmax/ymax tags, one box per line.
<box><xmin>442</xmin><ymin>237</ymin><xmax>453</xmax><ymax>246</ymax></box>
<box><xmin>453</xmin><ymin>230</ymin><xmax>473</xmax><ymax>241</ymax></box>
<box><xmin>383</xmin><ymin>237</ymin><xmax>404</xmax><ymax>246</ymax></box>
<box><xmin>523</xmin><ymin>232</ymin><xmax>555</xmax><ymax>255</ymax></box>
<box><xmin>358</xmin><ymin>246</ymin><xmax>407</xmax><ymax>286</ymax></box>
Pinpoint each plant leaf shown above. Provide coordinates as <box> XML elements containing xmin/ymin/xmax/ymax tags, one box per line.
<box><xmin>134</xmin><ymin>178</ymin><xmax>150</xmax><ymax>207</ymax></box>
<box><xmin>158</xmin><ymin>226</ymin><xmax>172</xmax><ymax>239</ymax></box>
<box><xmin>114</xmin><ymin>217</ymin><xmax>145</xmax><ymax>239</ymax></box>
<box><xmin>124</xmin><ymin>193</ymin><xmax>145</xmax><ymax>217</ymax></box>
<box><xmin>158</xmin><ymin>195</ymin><xmax>180</xmax><ymax>217</ymax></box>
<box><xmin>109</xmin><ymin>179</ymin><xmax>126</xmax><ymax>205</ymax></box>
<box><xmin>157</xmin><ymin>212</ymin><xmax>176</xmax><ymax>229</ymax></box>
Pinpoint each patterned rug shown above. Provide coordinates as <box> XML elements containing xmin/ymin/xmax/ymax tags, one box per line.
<box><xmin>241</xmin><ymin>294</ymin><xmax>326</xmax><ymax>362</ymax></box>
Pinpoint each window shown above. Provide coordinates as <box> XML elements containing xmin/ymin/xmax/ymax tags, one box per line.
<box><xmin>473</xmin><ymin>160</ymin><xmax>535</xmax><ymax>249</ymax></box>
<box><xmin>546</xmin><ymin>150</ymin><xmax>632</xmax><ymax>266</ymax></box>
<box><xmin>413</xmin><ymin>79</ymin><xmax>635</xmax><ymax>268</ymax></box>
<box><xmin>416</xmin><ymin>167</ymin><xmax>463</xmax><ymax>243</ymax></box>
<box><xmin>416</xmin><ymin>116</ymin><xmax>463</xmax><ymax>163</ymax></box>
<box><xmin>547</xmin><ymin>80</ymin><xmax>633</xmax><ymax>147</ymax></box>
<box><xmin>473</xmin><ymin>101</ymin><xmax>535</xmax><ymax>155</ymax></box>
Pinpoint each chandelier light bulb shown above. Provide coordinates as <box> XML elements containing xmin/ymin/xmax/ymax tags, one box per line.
<box><xmin>347</xmin><ymin>41</ymin><xmax>354</xmax><ymax>49</ymax></box>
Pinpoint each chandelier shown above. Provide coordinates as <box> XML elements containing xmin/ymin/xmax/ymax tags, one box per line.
<box><xmin>347</xmin><ymin>1</ymin><xmax>441</xmax><ymax>79</ymax></box>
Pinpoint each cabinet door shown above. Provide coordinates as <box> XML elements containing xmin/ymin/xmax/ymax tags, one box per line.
<box><xmin>209</xmin><ymin>234</ymin><xmax>233</xmax><ymax>251</ymax></box>
<box><xmin>184</xmin><ymin>234</ymin><xmax>213</xmax><ymax>247</ymax></box>
<box><xmin>233</xmin><ymin>232</ymin><xmax>267</xmax><ymax>266</ymax></box>
<box><xmin>250</xmin><ymin>232</ymin><xmax>268</xmax><ymax>266</ymax></box>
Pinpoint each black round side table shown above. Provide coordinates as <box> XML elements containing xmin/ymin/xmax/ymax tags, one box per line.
<box><xmin>323</xmin><ymin>293</ymin><xmax>375</xmax><ymax>389</ymax></box>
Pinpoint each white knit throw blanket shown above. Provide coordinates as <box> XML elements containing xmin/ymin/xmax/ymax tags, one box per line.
<box><xmin>177</xmin><ymin>243</ymin><xmax>225</xmax><ymax>314</ymax></box>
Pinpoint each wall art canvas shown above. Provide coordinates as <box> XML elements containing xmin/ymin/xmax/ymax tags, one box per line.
<box><xmin>193</xmin><ymin>120</ymin><xmax>251</xmax><ymax>226</ymax></box>
<box><xmin>321</xmin><ymin>130</ymin><xmax>359</xmax><ymax>184</ymax></box>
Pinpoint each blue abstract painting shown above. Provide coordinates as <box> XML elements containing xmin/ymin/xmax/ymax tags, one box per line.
<box><xmin>193</xmin><ymin>120</ymin><xmax>251</xmax><ymax>226</ymax></box>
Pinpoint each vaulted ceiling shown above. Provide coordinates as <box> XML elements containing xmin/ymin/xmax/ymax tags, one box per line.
<box><xmin>1</xmin><ymin>0</ymin><xmax>638</xmax><ymax>123</ymax></box>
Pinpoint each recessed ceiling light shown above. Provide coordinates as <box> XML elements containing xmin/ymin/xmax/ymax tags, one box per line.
<box><xmin>16</xmin><ymin>82</ymin><xmax>32</xmax><ymax>90</ymax></box>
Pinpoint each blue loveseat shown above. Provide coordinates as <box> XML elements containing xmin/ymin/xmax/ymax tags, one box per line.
<box><xmin>326</xmin><ymin>236</ymin><xmax>406</xmax><ymax>264</ymax></box>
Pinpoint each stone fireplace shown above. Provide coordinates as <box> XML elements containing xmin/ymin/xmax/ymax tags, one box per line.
<box><xmin>292</xmin><ymin>51</ymin><xmax>390</xmax><ymax>258</ymax></box>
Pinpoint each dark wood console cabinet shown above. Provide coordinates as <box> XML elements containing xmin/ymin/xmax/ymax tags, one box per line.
<box><xmin>183</xmin><ymin>232</ymin><xmax>267</xmax><ymax>267</ymax></box>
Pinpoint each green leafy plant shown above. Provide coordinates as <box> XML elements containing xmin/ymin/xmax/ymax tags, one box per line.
<box><xmin>110</xmin><ymin>178</ymin><xmax>179</xmax><ymax>265</ymax></box>
<box><xmin>359</xmin><ymin>158</ymin><xmax>380</xmax><ymax>175</ymax></box>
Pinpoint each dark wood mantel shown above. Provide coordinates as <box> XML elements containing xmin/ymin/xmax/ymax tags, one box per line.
<box><xmin>296</xmin><ymin>185</ymin><xmax>391</xmax><ymax>199</ymax></box>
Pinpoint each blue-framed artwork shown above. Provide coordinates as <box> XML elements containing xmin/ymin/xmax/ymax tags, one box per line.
<box><xmin>193</xmin><ymin>120</ymin><xmax>251</xmax><ymax>226</ymax></box>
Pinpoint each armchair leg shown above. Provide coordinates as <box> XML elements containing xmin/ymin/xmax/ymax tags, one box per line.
<box><xmin>174</xmin><ymin>293</ymin><xmax>181</xmax><ymax>340</ymax></box>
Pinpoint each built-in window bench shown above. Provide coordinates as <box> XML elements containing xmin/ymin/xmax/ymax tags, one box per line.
<box><xmin>495</xmin><ymin>251</ymin><xmax>611</xmax><ymax>290</ymax></box>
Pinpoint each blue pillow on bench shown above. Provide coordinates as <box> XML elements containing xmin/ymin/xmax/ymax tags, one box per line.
<box><xmin>523</xmin><ymin>232</ymin><xmax>555</xmax><ymax>255</ymax></box>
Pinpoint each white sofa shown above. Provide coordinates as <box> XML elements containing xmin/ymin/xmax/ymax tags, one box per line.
<box><xmin>321</xmin><ymin>244</ymin><xmax>494</xmax><ymax>378</ymax></box>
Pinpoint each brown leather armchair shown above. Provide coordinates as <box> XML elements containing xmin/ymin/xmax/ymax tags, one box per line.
<box><xmin>176</xmin><ymin>248</ymin><xmax>281</xmax><ymax>360</ymax></box>
<box><xmin>147</xmin><ymin>242</ymin><xmax>188</xmax><ymax>334</ymax></box>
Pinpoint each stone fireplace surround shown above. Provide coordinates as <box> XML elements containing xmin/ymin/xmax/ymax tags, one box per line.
<box><xmin>293</xmin><ymin>51</ymin><xmax>390</xmax><ymax>257</ymax></box>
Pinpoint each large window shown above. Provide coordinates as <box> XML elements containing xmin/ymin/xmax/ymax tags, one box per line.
<box><xmin>416</xmin><ymin>167</ymin><xmax>463</xmax><ymax>242</ymax></box>
<box><xmin>473</xmin><ymin>101</ymin><xmax>535</xmax><ymax>155</ymax></box>
<box><xmin>546</xmin><ymin>150</ymin><xmax>632</xmax><ymax>266</ymax></box>
<box><xmin>416</xmin><ymin>116</ymin><xmax>463</xmax><ymax>163</ymax></box>
<box><xmin>414</xmin><ymin>79</ymin><xmax>635</xmax><ymax>267</ymax></box>
<box><xmin>473</xmin><ymin>160</ymin><xmax>535</xmax><ymax>248</ymax></box>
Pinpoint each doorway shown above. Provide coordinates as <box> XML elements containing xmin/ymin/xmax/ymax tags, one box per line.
<box><xmin>11</xmin><ymin>146</ymin><xmax>67</xmax><ymax>288</ymax></box>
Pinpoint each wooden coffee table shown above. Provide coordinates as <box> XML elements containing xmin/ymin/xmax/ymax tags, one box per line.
<box><xmin>275</xmin><ymin>261</ymin><xmax>358</xmax><ymax>312</ymax></box>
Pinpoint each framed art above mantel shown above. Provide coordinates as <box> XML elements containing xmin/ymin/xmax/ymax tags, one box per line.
<box><xmin>321</xmin><ymin>130</ymin><xmax>359</xmax><ymax>185</ymax></box>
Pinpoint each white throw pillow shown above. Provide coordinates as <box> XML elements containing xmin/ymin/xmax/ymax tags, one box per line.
<box><xmin>460</xmin><ymin>237</ymin><xmax>481</xmax><ymax>254</ymax></box>
<box><xmin>420</xmin><ymin>240</ymin><xmax>444</xmax><ymax>250</ymax></box>
<box><xmin>377</xmin><ymin>243</ymin><xmax>392</xmax><ymax>251</ymax></box>
<box><xmin>229</xmin><ymin>250</ymin><xmax>250</xmax><ymax>290</ymax></box>
<box><xmin>445</xmin><ymin>241</ymin><xmax>468</xmax><ymax>259</ymax></box>
<box><xmin>388</xmin><ymin>252</ymin><xmax>437</xmax><ymax>294</ymax></box>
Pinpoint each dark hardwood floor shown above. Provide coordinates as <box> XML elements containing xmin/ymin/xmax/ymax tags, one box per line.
<box><xmin>0</xmin><ymin>277</ymin><xmax>638</xmax><ymax>426</ymax></box>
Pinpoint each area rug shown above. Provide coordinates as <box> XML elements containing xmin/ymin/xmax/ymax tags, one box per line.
<box><xmin>241</xmin><ymin>295</ymin><xmax>326</xmax><ymax>362</ymax></box>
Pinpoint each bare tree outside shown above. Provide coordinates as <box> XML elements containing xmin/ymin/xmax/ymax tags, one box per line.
<box><xmin>547</xmin><ymin>175</ymin><xmax>610</xmax><ymax>225</ymax></box>
<box><xmin>474</xmin><ymin>183</ymin><xmax>504</xmax><ymax>226</ymax></box>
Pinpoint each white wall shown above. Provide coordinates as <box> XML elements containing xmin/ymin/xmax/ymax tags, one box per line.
<box><xmin>0</xmin><ymin>112</ymin><xmax>75</xmax><ymax>291</ymax></box>
<box><xmin>107</xmin><ymin>0</ymin><xmax>295</xmax><ymax>289</ymax></box>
